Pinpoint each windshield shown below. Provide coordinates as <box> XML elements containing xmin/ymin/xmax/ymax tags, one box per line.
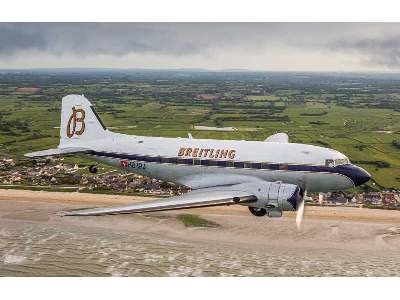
<box><xmin>325</xmin><ymin>158</ymin><xmax>350</xmax><ymax>167</ymax></box>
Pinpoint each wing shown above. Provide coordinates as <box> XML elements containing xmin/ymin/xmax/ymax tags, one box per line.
<box><xmin>264</xmin><ymin>132</ymin><xmax>289</xmax><ymax>143</ymax></box>
<box><xmin>177</xmin><ymin>173</ymin><xmax>264</xmax><ymax>190</ymax></box>
<box><xmin>25</xmin><ymin>147</ymin><xmax>91</xmax><ymax>158</ymax></box>
<box><xmin>64</xmin><ymin>185</ymin><xmax>257</xmax><ymax>216</ymax></box>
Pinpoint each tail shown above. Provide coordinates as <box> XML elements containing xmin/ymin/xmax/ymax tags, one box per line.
<box><xmin>25</xmin><ymin>94</ymin><xmax>109</xmax><ymax>158</ymax></box>
<box><xmin>59</xmin><ymin>94</ymin><xmax>108</xmax><ymax>147</ymax></box>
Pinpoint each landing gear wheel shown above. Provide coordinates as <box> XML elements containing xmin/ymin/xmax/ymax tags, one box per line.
<box><xmin>88</xmin><ymin>165</ymin><xmax>98</xmax><ymax>174</ymax></box>
<box><xmin>248</xmin><ymin>206</ymin><xmax>267</xmax><ymax>217</ymax></box>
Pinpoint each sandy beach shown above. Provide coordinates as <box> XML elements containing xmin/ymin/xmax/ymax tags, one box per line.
<box><xmin>1</xmin><ymin>188</ymin><xmax>400</xmax><ymax>276</ymax></box>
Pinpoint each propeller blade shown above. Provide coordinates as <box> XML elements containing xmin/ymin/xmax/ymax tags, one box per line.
<box><xmin>296</xmin><ymin>199</ymin><xmax>305</xmax><ymax>230</ymax></box>
<box><xmin>296</xmin><ymin>190</ymin><xmax>307</xmax><ymax>231</ymax></box>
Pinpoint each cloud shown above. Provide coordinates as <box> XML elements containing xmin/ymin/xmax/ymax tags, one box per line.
<box><xmin>329</xmin><ymin>35</ymin><xmax>400</xmax><ymax>68</ymax></box>
<box><xmin>0</xmin><ymin>23</ymin><xmax>351</xmax><ymax>56</ymax></box>
<box><xmin>1</xmin><ymin>23</ymin><xmax>400</xmax><ymax>70</ymax></box>
<box><xmin>0</xmin><ymin>23</ymin><xmax>276</xmax><ymax>57</ymax></box>
<box><xmin>0</xmin><ymin>24</ymin><xmax>46</xmax><ymax>55</ymax></box>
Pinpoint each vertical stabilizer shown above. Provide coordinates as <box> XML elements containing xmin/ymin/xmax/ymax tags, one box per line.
<box><xmin>59</xmin><ymin>94</ymin><xmax>108</xmax><ymax>147</ymax></box>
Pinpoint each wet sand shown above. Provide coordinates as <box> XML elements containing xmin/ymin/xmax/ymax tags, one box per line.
<box><xmin>1</xmin><ymin>189</ymin><xmax>400</xmax><ymax>276</ymax></box>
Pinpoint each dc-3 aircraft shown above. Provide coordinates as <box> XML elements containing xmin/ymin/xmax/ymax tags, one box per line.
<box><xmin>26</xmin><ymin>95</ymin><xmax>371</xmax><ymax>229</ymax></box>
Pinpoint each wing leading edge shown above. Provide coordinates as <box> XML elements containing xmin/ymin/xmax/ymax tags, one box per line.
<box><xmin>64</xmin><ymin>186</ymin><xmax>257</xmax><ymax>216</ymax></box>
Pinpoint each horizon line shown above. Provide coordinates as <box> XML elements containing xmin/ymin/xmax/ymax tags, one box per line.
<box><xmin>1</xmin><ymin>67</ymin><xmax>400</xmax><ymax>74</ymax></box>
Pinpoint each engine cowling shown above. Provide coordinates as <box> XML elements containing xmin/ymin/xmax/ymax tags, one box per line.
<box><xmin>246</xmin><ymin>181</ymin><xmax>302</xmax><ymax>212</ymax></box>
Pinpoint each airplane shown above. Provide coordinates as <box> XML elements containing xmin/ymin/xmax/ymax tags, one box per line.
<box><xmin>25</xmin><ymin>94</ymin><xmax>371</xmax><ymax>229</ymax></box>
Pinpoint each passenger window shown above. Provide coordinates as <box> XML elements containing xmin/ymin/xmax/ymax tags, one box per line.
<box><xmin>193</xmin><ymin>159</ymin><xmax>201</xmax><ymax>165</ymax></box>
<box><xmin>234</xmin><ymin>162</ymin><xmax>245</xmax><ymax>168</ymax></box>
<box><xmin>244</xmin><ymin>162</ymin><xmax>252</xmax><ymax>168</ymax></box>
<box><xmin>226</xmin><ymin>161</ymin><xmax>234</xmax><ymax>167</ymax></box>
<box><xmin>177</xmin><ymin>158</ymin><xmax>187</xmax><ymax>165</ymax></box>
<box><xmin>279</xmin><ymin>163</ymin><xmax>288</xmax><ymax>170</ymax></box>
<box><xmin>209</xmin><ymin>160</ymin><xmax>218</xmax><ymax>166</ymax></box>
<box><xmin>217</xmin><ymin>161</ymin><xmax>226</xmax><ymax>167</ymax></box>
<box><xmin>161</xmin><ymin>157</ymin><xmax>170</xmax><ymax>164</ymax></box>
<box><xmin>261</xmin><ymin>163</ymin><xmax>269</xmax><ymax>169</ymax></box>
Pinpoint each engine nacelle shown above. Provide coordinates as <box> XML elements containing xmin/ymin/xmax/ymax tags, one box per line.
<box><xmin>246</xmin><ymin>181</ymin><xmax>301</xmax><ymax>212</ymax></box>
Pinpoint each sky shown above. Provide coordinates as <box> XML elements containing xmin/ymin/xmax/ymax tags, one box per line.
<box><xmin>1</xmin><ymin>23</ymin><xmax>400</xmax><ymax>71</ymax></box>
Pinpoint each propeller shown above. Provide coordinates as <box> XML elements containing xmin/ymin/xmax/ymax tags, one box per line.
<box><xmin>296</xmin><ymin>189</ymin><xmax>307</xmax><ymax>231</ymax></box>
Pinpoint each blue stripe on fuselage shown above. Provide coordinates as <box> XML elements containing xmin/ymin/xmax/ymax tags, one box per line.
<box><xmin>88</xmin><ymin>150</ymin><xmax>370</xmax><ymax>186</ymax></box>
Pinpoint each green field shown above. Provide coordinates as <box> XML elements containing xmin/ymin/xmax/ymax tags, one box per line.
<box><xmin>1</xmin><ymin>70</ymin><xmax>400</xmax><ymax>191</ymax></box>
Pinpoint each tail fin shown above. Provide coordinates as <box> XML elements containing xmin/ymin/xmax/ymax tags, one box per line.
<box><xmin>59</xmin><ymin>95</ymin><xmax>108</xmax><ymax>147</ymax></box>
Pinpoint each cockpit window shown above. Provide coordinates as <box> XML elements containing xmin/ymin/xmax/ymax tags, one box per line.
<box><xmin>335</xmin><ymin>158</ymin><xmax>350</xmax><ymax>166</ymax></box>
<box><xmin>325</xmin><ymin>159</ymin><xmax>334</xmax><ymax>167</ymax></box>
<box><xmin>325</xmin><ymin>158</ymin><xmax>350</xmax><ymax>167</ymax></box>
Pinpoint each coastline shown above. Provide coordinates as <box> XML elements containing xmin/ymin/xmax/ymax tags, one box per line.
<box><xmin>1</xmin><ymin>188</ymin><xmax>400</xmax><ymax>276</ymax></box>
<box><xmin>2</xmin><ymin>188</ymin><xmax>400</xmax><ymax>223</ymax></box>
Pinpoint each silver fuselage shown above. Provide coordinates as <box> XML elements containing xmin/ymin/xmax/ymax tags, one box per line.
<box><xmin>75</xmin><ymin>131</ymin><xmax>370</xmax><ymax>192</ymax></box>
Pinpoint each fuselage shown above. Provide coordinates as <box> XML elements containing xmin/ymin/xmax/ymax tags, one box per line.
<box><xmin>77</xmin><ymin>131</ymin><xmax>371</xmax><ymax>192</ymax></box>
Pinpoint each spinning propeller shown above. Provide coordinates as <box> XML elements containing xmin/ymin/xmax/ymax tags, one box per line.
<box><xmin>296</xmin><ymin>192</ymin><xmax>306</xmax><ymax>231</ymax></box>
<box><xmin>296</xmin><ymin>179</ymin><xmax>309</xmax><ymax>231</ymax></box>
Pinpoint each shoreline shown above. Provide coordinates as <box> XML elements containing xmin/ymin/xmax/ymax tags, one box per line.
<box><xmin>1</xmin><ymin>188</ymin><xmax>400</xmax><ymax>223</ymax></box>
<box><xmin>1</xmin><ymin>188</ymin><xmax>400</xmax><ymax>276</ymax></box>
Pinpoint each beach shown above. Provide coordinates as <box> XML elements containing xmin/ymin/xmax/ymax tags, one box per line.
<box><xmin>1</xmin><ymin>189</ymin><xmax>400</xmax><ymax>276</ymax></box>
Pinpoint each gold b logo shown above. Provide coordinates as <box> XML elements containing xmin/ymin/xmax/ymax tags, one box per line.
<box><xmin>66</xmin><ymin>107</ymin><xmax>86</xmax><ymax>138</ymax></box>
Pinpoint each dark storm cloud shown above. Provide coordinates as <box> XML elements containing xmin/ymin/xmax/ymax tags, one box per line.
<box><xmin>329</xmin><ymin>35</ymin><xmax>400</xmax><ymax>68</ymax></box>
<box><xmin>0</xmin><ymin>24</ymin><xmax>47</xmax><ymax>55</ymax></box>
<box><xmin>0</xmin><ymin>23</ymin><xmax>338</xmax><ymax>56</ymax></box>
<box><xmin>1</xmin><ymin>23</ymin><xmax>400</xmax><ymax>69</ymax></box>
<box><xmin>0</xmin><ymin>23</ymin><xmax>276</xmax><ymax>57</ymax></box>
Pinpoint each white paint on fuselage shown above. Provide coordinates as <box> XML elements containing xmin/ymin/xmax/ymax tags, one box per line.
<box><xmin>80</xmin><ymin>132</ymin><xmax>353</xmax><ymax>192</ymax></box>
<box><xmin>81</xmin><ymin>131</ymin><xmax>347</xmax><ymax>164</ymax></box>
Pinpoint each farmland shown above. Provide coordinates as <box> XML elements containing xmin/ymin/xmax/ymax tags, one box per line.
<box><xmin>0</xmin><ymin>69</ymin><xmax>400</xmax><ymax>190</ymax></box>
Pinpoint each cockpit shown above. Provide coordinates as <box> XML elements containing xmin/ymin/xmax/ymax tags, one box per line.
<box><xmin>325</xmin><ymin>158</ymin><xmax>350</xmax><ymax>167</ymax></box>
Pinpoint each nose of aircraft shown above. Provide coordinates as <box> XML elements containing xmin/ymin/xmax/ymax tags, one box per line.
<box><xmin>336</xmin><ymin>164</ymin><xmax>371</xmax><ymax>186</ymax></box>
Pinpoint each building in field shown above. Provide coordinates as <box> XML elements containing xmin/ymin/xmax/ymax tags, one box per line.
<box><xmin>382</xmin><ymin>192</ymin><xmax>400</xmax><ymax>205</ymax></box>
<box><xmin>363</xmin><ymin>193</ymin><xmax>383</xmax><ymax>205</ymax></box>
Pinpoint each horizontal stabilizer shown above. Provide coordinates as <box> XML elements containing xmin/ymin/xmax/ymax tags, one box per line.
<box><xmin>24</xmin><ymin>147</ymin><xmax>91</xmax><ymax>158</ymax></box>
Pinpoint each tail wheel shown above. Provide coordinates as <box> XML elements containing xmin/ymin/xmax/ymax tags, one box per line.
<box><xmin>248</xmin><ymin>206</ymin><xmax>267</xmax><ymax>217</ymax></box>
<box><xmin>89</xmin><ymin>165</ymin><xmax>98</xmax><ymax>174</ymax></box>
